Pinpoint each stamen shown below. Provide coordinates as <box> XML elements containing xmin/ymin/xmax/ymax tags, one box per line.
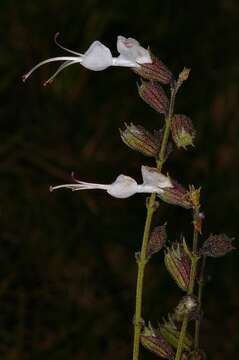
<box><xmin>22</xmin><ymin>56</ymin><xmax>82</xmax><ymax>82</ymax></box>
<box><xmin>43</xmin><ymin>60</ymin><xmax>79</xmax><ymax>86</ymax></box>
<box><xmin>49</xmin><ymin>184</ymin><xmax>87</xmax><ymax>192</ymax></box>
<box><xmin>54</xmin><ymin>32</ymin><xmax>83</xmax><ymax>56</ymax></box>
<box><xmin>49</xmin><ymin>181</ymin><xmax>108</xmax><ymax>192</ymax></box>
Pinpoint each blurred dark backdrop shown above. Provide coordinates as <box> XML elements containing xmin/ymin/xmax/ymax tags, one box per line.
<box><xmin>1</xmin><ymin>0</ymin><xmax>239</xmax><ymax>359</ymax></box>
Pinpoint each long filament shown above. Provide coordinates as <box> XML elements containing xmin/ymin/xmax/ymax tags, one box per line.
<box><xmin>54</xmin><ymin>32</ymin><xmax>83</xmax><ymax>56</ymax></box>
<box><xmin>43</xmin><ymin>60</ymin><xmax>79</xmax><ymax>86</ymax></box>
<box><xmin>22</xmin><ymin>56</ymin><xmax>82</xmax><ymax>82</ymax></box>
<box><xmin>50</xmin><ymin>181</ymin><xmax>108</xmax><ymax>192</ymax></box>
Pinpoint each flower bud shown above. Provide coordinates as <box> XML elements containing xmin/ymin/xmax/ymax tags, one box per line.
<box><xmin>164</xmin><ymin>243</ymin><xmax>191</xmax><ymax>291</ymax></box>
<box><xmin>200</xmin><ymin>234</ymin><xmax>235</xmax><ymax>258</ymax></box>
<box><xmin>158</xmin><ymin>180</ymin><xmax>192</xmax><ymax>209</ymax></box>
<box><xmin>134</xmin><ymin>51</ymin><xmax>174</xmax><ymax>84</ymax></box>
<box><xmin>119</xmin><ymin>123</ymin><xmax>160</xmax><ymax>157</ymax></box>
<box><xmin>179</xmin><ymin>67</ymin><xmax>191</xmax><ymax>82</ymax></box>
<box><xmin>141</xmin><ymin>324</ymin><xmax>175</xmax><ymax>359</ymax></box>
<box><xmin>188</xmin><ymin>185</ymin><xmax>201</xmax><ymax>210</ymax></box>
<box><xmin>159</xmin><ymin>315</ymin><xmax>192</xmax><ymax>351</ymax></box>
<box><xmin>174</xmin><ymin>295</ymin><xmax>199</xmax><ymax>322</ymax></box>
<box><xmin>171</xmin><ymin>115</ymin><xmax>195</xmax><ymax>149</ymax></box>
<box><xmin>175</xmin><ymin>67</ymin><xmax>191</xmax><ymax>92</ymax></box>
<box><xmin>147</xmin><ymin>224</ymin><xmax>167</xmax><ymax>257</ymax></box>
<box><xmin>138</xmin><ymin>80</ymin><xmax>169</xmax><ymax>114</ymax></box>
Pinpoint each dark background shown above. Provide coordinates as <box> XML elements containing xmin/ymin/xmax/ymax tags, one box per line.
<box><xmin>1</xmin><ymin>0</ymin><xmax>239</xmax><ymax>359</ymax></box>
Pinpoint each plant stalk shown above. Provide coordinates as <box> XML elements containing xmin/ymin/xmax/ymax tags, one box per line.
<box><xmin>194</xmin><ymin>255</ymin><xmax>206</xmax><ymax>350</ymax></box>
<box><xmin>175</xmin><ymin>207</ymin><xmax>200</xmax><ymax>360</ymax></box>
<box><xmin>132</xmin><ymin>86</ymin><xmax>176</xmax><ymax>360</ymax></box>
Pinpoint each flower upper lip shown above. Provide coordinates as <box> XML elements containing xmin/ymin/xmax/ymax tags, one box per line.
<box><xmin>22</xmin><ymin>34</ymin><xmax>152</xmax><ymax>85</ymax></box>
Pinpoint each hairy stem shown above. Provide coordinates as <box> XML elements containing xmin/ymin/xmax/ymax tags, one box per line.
<box><xmin>194</xmin><ymin>255</ymin><xmax>206</xmax><ymax>350</ymax></box>
<box><xmin>175</xmin><ymin>208</ymin><xmax>200</xmax><ymax>360</ymax></box>
<box><xmin>132</xmin><ymin>86</ymin><xmax>176</xmax><ymax>360</ymax></box>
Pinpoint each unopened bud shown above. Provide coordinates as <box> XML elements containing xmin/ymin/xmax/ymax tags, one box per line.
<box><xmin>138</xmin><ymin>80</ymin><xmax>169</xmax><ymax>114</ymax></box>
<box><xmin>147</xmin><ymin>224</ymin><xmax>167</xmax><ymax>257</ymax></box>
<box><xmin>200</xmin><ymin>234</ymin><xmax>235</xmax><ymax>258</ymax></box>
<box><xmin>164</xmin><ymin>243</ymin><xmax>191</xmax><ymax>291</ymax></box>
<box><xmin>174</xmin><ymin>295</ymin><xmax>199</xmax><ymax>322</ymax></box>
<box><xmin>119</xmin><ymin>123</ymin><xmax>160</xmax><ymax>157</ymax></box>
<box><xmin>159</xmin><ymin>315</ymin><xmax>192</xmax><ymax>351</ymax></box>
<box><xmin>134</xmin><ymin>51</ymin><xmax>174</xmax><ymax>84</ymax></box>
<box><xmin>171</xmin><ymin>115</ymin><xmax>195</xmax><ymax>149</ymax></box>
<box><xmin>188</xmin><ymin>186</ymin><xmax>201</xmax><ymax>210</ymax></box>
<box><xmin>141</xmin><ymin>324</ymin><xmax>175</xmax><ymax>359</ymax></box>
<box><xmin>158</xmin><ymin>180</ymin><xmax>192</xmax><ymax>209</ymax></box>
<box><xmin>179</xmin><ymin>68</ymin><xmax>191</xmax><ymax>82</ymax></box>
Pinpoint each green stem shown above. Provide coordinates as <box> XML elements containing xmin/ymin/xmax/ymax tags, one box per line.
<box><xmin>133</xmin><ymin>194</ymin><xmax>156</xmax><ymax>360</ymax></box>
<box><xmin>175</xmin><ymin>208</ymin><xmax>200</xmax><ymax>360</ymax></box>
<box><xmin>132</xmin><ymin>87</ymin><xmax>176</xmax><ymax>360</ymax></box>
<box><xmin>194</xmin><ymin>255</ymin><xmax>206</xmax><ymax>350</ymax></box>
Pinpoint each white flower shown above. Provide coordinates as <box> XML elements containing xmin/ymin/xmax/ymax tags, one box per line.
<box><xmin>22</xmin><ymin>34</ymin><xmax>152</xmax><ymax>85</ymax></box>
<box><xmin>50</xmin><ymin>166</ymin><xmax>172</xmax><ymax>199</ymax></box>
<box><xmin>116</xmin><ymin>36</ymin><xmax>151</xmax><ymax>65</ymax></box>
<box><xmin>140</xmin><ymin>165</ymin><xmax>173</xmax><ymax>190</ymax></box>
